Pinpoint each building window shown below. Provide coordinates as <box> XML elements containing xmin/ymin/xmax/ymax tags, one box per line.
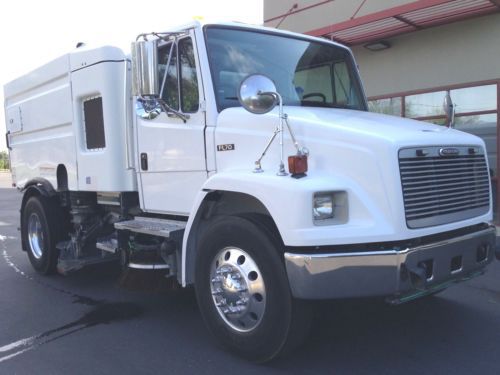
<box><xmin>451</xmin><ymin>85</ymin><xmax>497</xmax><ymax>114</ymax></box>
<box><xmin>368</xmin><ymin>97</ymin><xmax>402</xmax><ymax>116</ymax></box>
<box><xmin>404</xmin><ymin>91</ymin><xmax>446</xmax><ymax>118</ymax></box>
<box><xmin>368</xmin><ymin>82</ymin><xmax>498</xmax><ymax>177</ymax></box>
<box><xmin>368</xmin><ymin>83</ymin><xmax>498</xmax><ymax>131</ymax></box>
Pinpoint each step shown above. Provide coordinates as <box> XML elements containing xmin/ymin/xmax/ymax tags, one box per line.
<box><xmin>96</xmin><ymin>237</ymin><xmax>118</xmax><ymax>254</ymax></box>
<box><xmin>128</xmin><ymin>262</ymin><xmax>170</xmax><ymax>270</ymax></box>
<box><xmin>114</xmin><ymin>217</ymin><xmax>186</xmax><ymax>239</ymax></box>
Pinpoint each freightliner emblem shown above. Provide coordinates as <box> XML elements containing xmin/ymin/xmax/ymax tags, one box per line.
<box><xmin>439</xmin><ymin>147</ymin><xmax>460</xmax><ymax>156</ymax></box>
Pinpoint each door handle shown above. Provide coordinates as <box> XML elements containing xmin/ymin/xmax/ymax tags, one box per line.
<box><xmin>5</xmin><ymin>131</ymin><xmax>11</xmax><ymax>150</ymax></box>
<box><xmin>140</xmin><ymin>153</ymin><xmax>148</xmax><ymax>171</ymax></box>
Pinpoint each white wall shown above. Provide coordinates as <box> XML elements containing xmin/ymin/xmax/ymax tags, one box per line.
<box><xmin>264</xmin><ymin>2</ymin><xmax>499</xmax><ymax>98</ymax></box>
<box><xmin>352</xmin><ymin>14</ymin><xmax>500</xmax><ymax>97</ymax></box>
<box><xmin>265</xmin><ymin>0</ymin><xmax>415</xmax><ymax>32</ymax></box>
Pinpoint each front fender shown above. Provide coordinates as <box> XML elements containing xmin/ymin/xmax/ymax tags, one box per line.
<box><xmin>181</xmin><ymin>170</ymin><xmax>396</xmax><ymax>285</ymax></box>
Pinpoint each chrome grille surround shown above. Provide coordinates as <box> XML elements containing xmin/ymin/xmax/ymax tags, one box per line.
<box><xmin>399</xmin><ymin>146</ymin><xmax>490</xmax><ymax>229</ymax></box>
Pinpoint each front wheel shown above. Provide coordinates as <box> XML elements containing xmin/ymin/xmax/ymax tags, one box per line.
<box><xmin>195</xmin><ymin>215</ymin><xmax>311</xmax><ymax>362</ymax></box>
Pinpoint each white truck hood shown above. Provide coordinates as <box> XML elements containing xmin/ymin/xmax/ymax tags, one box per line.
<box><xmin>278</xmin><ymin>106</ymin><xmax>478</xmax><ymax>148</ymax></box>
<box><xmin>215</xmin><ymin>106</ymin><xmax>490</xmax><ymax>244</ymax></box>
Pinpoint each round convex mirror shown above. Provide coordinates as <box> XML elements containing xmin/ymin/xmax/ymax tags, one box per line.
<box><xmin>238</xmin><ymin>74</ymin><xmax>278</xmax><ymax>114</ymax></box>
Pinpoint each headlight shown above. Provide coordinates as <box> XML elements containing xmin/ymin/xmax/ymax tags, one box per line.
<box><xmin>313</xmin><ymin>193</ymin><xmax>334</xmax><ymax>220</ymax></box>
<box><xmin>313</xmin><ymin>191</ymin><xmax>348</xmax><ymax>225</ymax></box>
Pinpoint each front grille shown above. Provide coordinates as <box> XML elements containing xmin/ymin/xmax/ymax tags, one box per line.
<box><xmin>399</xmin><ymin>146</ymin><xmax>490</xmax><ymax>229</ymax></box>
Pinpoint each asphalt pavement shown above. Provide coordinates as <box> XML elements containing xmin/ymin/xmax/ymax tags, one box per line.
<box><xmin>0</xmin><ymin>172</ymin><xmax>11</xmax><ymax>188</ymax></box>
<box><xmin>0</xmin><ymin>186</ymin><xmax>499</xmax><ymax>374</ymax></box>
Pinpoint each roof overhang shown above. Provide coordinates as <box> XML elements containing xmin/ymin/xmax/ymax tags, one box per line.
<box><xmin>306</xmin><ymin>0</ymin><xmax>500</xmax><ymax>46</ymax></box>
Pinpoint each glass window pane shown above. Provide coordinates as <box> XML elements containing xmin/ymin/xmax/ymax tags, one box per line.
<box><xmin>454</xmin><ymin>113</ymin><xmax>497</xmax><ymax>130</ymax></box>
<box><xmin>368</xmin><ymin>97</ymin><xmax>402</xmax><ymax>116</ymax></box>
<box><xmin>424</xmin><ymin>118</ymin><xmax>447</xmax><ymax>126</ymax></box>
<box><xmin>158</xmin><ymin>44</ymin><xmax>179</xmax><ymax>110</ymax></box>
<box><xmin>333</xmin><ymin>62</ymin><xmax>350</xmax><ymax>105</ymax></box>
<box><xmin>450</xmin><ymin>85</ymin><xmax>497</xmax><ymax>114</ymax></box>
<box><xmin>454</xmin><ymin>113</ymin><xmax>497</xmax><ymax>177</ymax></box>
<box><xmin>405</xmin><ymin>91</ymin><xmax>446</xmax><ymax>118</ymax></box>
<box><xmin>179</xmin><ymin>38</ymin><xmax>199</xmax><ymax>113</ymax></box>
<box><xmin>205</xmin><ymin>27</ymin><xmax>365</xmax><ymax>111</ymax></box>
<box><xmin>295</xmin><ymin>65</ymin><xmax>333</xmax><ymax>103</ymax></box>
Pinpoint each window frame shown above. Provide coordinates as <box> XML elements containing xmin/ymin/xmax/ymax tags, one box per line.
<box><xmin>368</xmin><ymin>80</ymin><xmax>499</xmax><ymax>124</ymax></box>
<box><xmin>157</xmin><ymin>35</ymin><xmax>200</xmax><ymax>115</ymax></box>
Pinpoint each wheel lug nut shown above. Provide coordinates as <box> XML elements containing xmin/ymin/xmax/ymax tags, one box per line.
<box><xmin>211</xmin><ymin>276</ymin><xmax>223</xmax><ymax>283</ymax></box>
<box><xmin>216</xmin><ymin>298</ymin><xmax>227</xmax><ymax>307</ymax></box>
<box><xmin>216</xmin><ymin>268</ymin><xmax>230</xmax><ymax>275</ymax></box>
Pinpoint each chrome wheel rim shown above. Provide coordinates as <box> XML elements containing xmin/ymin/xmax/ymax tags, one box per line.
<box><xmin>210</xmin><ymin>247</ymin><xmax>266</xmax><ymax>333</ymax></box>
<box><xmin>28</xmin><ymin>213</ymin><xmax>44</xmax><ymax>259</ymax></box>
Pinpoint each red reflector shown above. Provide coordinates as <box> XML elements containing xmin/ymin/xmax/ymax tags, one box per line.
<box><xmin>288</xmin><ymin>154</ymin><xmax>308</xmax><ymax>176</ymax></box>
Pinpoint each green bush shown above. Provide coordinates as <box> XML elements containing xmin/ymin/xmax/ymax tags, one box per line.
<box><xmin>0</xmin><ymin>151</ymin><xmax>9</xmax><ymax>170</ymax></box>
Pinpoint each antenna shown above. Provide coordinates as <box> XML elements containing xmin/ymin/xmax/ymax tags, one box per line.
<box><xmin>275</xmin><ymin>3</ymin><xmax>298</xmax><ymax>28</ymax></box>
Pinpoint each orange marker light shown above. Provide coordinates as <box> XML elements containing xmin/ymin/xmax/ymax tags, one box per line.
<box><xmin>288</xmin><ymin>154</ymin><xmax>308</xmax><ymax>177</ymax></box>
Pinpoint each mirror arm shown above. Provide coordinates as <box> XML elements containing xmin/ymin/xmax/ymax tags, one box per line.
<box><xmin>157</xmin><ymin>99</ymin><xmax>190</xmax><ymax>123</ymax></box>
<box><xmin>276</xmin><ymin>92</ymin><xmax>287</xmax><ymax>176</ymax></box>
<box><xmin>156</xmin><ymin>37</ymin><xmax>189</xmax><ymax>123</ymax></box>
<box><xmin>284</xmin><ymin>115</ymin><xmax>309</xmax><ymax>156</ymax></box>
<box><xmin>283</xmin><ymin>114</ymin><xmax>299</xmax><ymax>153</ymax></box>
<box><xmin>136</xmin><ymin>97</ymin><xmax>189</xmax><ymax>123</ymax></box>
<box><xmin>257</xmin><ymin>91</ymin><xmax>287</xmax><ymax>175</ymax></box>
<box><xmin>253</xmin><ymin>126</ymin><xmax>281</xmax><ymax>173</ymax></box>
<box><xmin>160</xmin><ymin>42</ymin><xmax>176</xmax><ymax>96</ymax></box>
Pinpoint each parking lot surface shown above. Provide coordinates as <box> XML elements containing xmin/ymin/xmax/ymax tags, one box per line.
<box><xmin>0</xmin><ymin>186</ymin><xmax>499</xmax><ymax>374</ymax></box>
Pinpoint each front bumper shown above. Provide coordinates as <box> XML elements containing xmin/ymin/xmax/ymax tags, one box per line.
<box><xmin>284</xmin><ymin>226</ymin><xmax>496</xmax><ymax>302</ymax></box>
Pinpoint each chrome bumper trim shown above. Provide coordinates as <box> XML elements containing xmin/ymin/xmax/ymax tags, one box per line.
<box><xmin>284</xmin><ymin>226</ymin><xmax>496</xmax><ymax>300</ymax></box>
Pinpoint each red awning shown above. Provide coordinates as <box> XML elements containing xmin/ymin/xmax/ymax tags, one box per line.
<box><xmin>306</xmin><ymin>0</ymin><xmax>500</xmax><ymax>45</ymax></box>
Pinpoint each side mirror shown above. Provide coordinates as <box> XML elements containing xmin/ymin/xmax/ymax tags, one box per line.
<box><xmin>131</xmin><ymin>40</ymin><xmax>159</xmax><ymax>97</ymax></box>
<box><xmin>238</xmin><ymin>74</ymin><xmax>278</xmax><ymax>114</ymax></box>
<box><xmin>443</xmin><ymin>92</ymin><xmax>455</xmax><ymax>128</ymax></box>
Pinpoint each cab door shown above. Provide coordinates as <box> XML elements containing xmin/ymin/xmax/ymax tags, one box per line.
<box><xmin>136</xmin><ymin>32</ymin><xmax>207</xmax><ymax>215</ymax></box>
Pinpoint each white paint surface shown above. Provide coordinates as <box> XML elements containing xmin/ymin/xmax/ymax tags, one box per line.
<box><xmin>0</xmin><ymin>0</ymin><xmax>264</xmax><ymax>151</ymax></box>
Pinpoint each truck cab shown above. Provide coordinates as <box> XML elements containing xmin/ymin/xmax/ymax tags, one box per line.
<box><xmin>4</xmin><ymin>21</ymin><xmax>499</xmax><ymax>362</ymax></box>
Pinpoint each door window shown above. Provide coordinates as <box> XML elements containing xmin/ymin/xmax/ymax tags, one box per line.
<box><xmin>157</xmin><ymin>37</ymin><xmax>199</xmax><ymax>114</ymax></box>
<box><xmin>179</xmin><ymin>38</ymin><xmax>199</xmax><ymax>113</ymax></box>
<box><xmin>158</xmin><ymin>43</ymin><xmax>179</xmax><ymax>110</ymax></box>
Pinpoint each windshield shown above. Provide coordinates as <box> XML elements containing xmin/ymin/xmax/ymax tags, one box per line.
<box><xmin>205</xmin><ymin>26</ymin><xmax>367</xmax><ymax>112</ymax></box>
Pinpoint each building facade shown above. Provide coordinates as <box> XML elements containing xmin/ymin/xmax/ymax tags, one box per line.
<box><xmin>264</xmin><ymin>0</ymin><xmax>500</xmax><ymax>218</ymax></box>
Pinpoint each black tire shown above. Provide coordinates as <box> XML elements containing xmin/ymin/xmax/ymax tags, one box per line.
<box><xmin>194</xmin><ymin>215</ymin><xmax>311</xmax><ymax>362</ymax></box>
<box><xmin>22</xmin><ymin>195</ymin><xmax>62</xmax><ymax>274</ymax></box>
